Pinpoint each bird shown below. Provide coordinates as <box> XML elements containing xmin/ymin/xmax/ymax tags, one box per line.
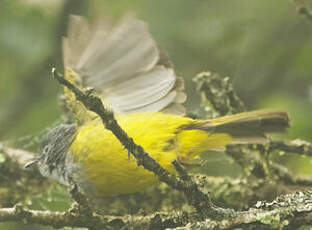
<box><xmin>31</xmin><ymin>14</ymin><xmax>290</xmax><ymax>198</ymax></box>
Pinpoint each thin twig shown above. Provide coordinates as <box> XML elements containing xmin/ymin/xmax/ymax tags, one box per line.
<box><xmin>194</xmin><ymin>71</ymin><xmax>246</xmax><ymax>116</ymax></box>
<box><xmin>269</xmin><ymin>139</ymin><xmax>312</xmax><ymax>157</ymax></box>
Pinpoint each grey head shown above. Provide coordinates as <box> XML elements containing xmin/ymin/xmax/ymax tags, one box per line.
<box><xmin>36</xmin><ymin>124</ymin><xmax>77</xmax><ymax>185</ymax></box>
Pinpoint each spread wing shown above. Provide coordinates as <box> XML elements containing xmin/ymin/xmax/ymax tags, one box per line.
<box><xmin>62</xmin><ymin>14</ymin><xmax>186</xmax><ymax>123</ymax></box>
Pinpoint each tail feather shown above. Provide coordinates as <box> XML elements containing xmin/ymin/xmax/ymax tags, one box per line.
<box><xmin>192</xmin><ymin>110</ymin><xmax>290</xmax><ymax>143</ymax></box>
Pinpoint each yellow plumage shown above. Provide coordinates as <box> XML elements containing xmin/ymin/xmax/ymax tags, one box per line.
<box><xmin>70</xmin><ymin>112</ymin><xmax>233</xmax><ymax>196</ymax></box>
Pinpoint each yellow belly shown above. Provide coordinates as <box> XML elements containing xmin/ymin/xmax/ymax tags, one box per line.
<box><xmin>69</xmin><ymin>112</ymin><xmax>232</xmax><ymax>197</ymax></box>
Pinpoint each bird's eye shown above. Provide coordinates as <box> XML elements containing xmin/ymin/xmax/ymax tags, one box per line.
<box><xmin>43</xmin><ymin>145</ymin><xmax>50</xmax><ymax>154</ymax></box>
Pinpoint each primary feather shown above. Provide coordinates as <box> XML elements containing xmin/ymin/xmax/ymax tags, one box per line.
<box><xmin>62</xmin><ymin>14</ymin><xmax>186</xmax><ymax>121</ymax></box>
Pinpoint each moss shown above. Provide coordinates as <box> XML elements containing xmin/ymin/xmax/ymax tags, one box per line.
<box><xmin>256</xmin><ymin>211</ymin><xmax>281</xmax><ymax>228</ymax></box>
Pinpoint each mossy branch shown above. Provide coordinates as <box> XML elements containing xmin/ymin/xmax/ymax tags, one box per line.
<box><xmin>2</xmin><ymin>190</ymin><xmax>312</xmax><ymax>229</ymax></box>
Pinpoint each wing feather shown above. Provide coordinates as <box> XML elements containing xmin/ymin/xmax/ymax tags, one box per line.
<box><xmin>63</xmin><ymin>14</ymin><xmax>186</xmax><ymax>119</ymax></box>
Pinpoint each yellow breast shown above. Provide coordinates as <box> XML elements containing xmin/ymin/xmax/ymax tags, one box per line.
<box><xmin>69</xmin><ymin>112</ymin><xmax>232</xmax><ymax>197</ymax></box>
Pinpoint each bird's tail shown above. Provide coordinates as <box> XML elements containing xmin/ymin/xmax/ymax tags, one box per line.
<box><xmin>192</xmin><ymin>110</ymin><xmax>290</xmax><ymax>143</ymax></box>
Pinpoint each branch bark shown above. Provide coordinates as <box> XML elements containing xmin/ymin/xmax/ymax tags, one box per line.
<box><xmin>1</xmin><ymin>190</ymin><xmax>312</xmax><ymax>229</ymax></box>
<box><xmin>2</xmin><ymin>70</ymin><xmax>312</xmax><ymax>229</ymax></box>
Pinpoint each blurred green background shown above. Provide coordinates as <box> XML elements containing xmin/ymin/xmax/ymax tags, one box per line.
<box><xmin>1</xmin><ymin>0</ymin><xmax>312</xmax><ymax>229</ymax></box>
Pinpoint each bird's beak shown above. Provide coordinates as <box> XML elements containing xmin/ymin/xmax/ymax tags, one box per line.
<box><xmin>24</xmin><ymin>158</ymin><xmax>38</xmax><ymax>169</ymax></box>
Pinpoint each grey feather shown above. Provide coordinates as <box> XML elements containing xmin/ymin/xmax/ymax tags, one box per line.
<box><xmin>63</xmin><ymin>14</ymin><xmax>185</xmax><ymax>115</ymax></box>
